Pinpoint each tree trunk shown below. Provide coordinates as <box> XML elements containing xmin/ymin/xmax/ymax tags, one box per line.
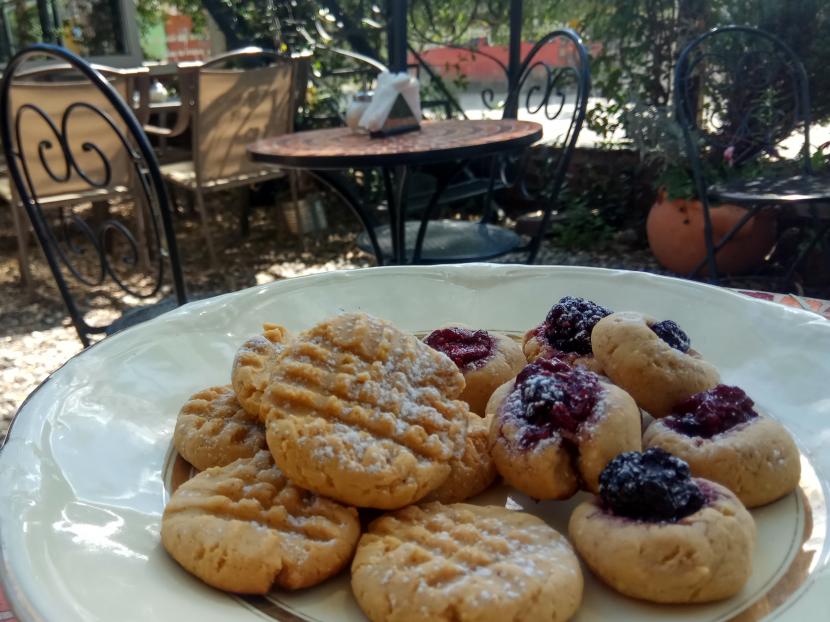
<box><xmin>319</xmin><ymin>0</ymin><xmax>380</xmax><ymax>60</ymax></box>
<box><xmin>201</xmin><ymin>0</ymin><xmax>251</xmax><ymax>49</ymax></box>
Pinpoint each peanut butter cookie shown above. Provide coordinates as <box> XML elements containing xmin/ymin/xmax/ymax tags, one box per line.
<box><xmin>161</xmin><ymin>450</ymin><xmax>360</xmax><ymax>593</ymax></box>
<box><xmin>173</xmin><ymin>385</ymin><xmax>266</xmax><ymax>471</ymax></box>
<box><xmin>422</xmin><ymin>412</ymin><xmax>497</xmax><ymax>504</ymax></box>
<box><xmin>352</xmin><ymin>502</ymin><xmax>583</xmax><ymax>622</ymax></box>
<box><xmin>261</xmin><ymin>313</ymin><xmax>470</xmax><ymax>509</ymax></box>
<box><xmin>231</xmin><ymin>323</ymin><xmax>292</xmax><ymax>419</ymax></box>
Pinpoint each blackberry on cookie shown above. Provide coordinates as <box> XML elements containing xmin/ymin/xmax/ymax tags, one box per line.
<box><xmin>522</xmin><ymin>296</ymin><xmax>611</xmax><ymax>371</ymax></box>
<box><xmin>591</xmin><ymin>311</ymin><xmax>720</xmax><ymax>417</ymax></box>
<box><xmin>569</xmin><ymin>448</ymin><xmax>756</xmax><ymax>603</ymax></box>
<box><xmin>487</xmin><ymin>359</ymin><xmax>641</xmax><ymax>499</ymax></box>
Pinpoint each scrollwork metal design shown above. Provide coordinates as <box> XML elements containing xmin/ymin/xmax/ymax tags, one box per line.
<box><xmin>16</xmin><ymin>99</ymin><xmax>165</xmax><ymax>298</ymax></box>
<box><xmin>15</xmin><ymin>104</ymin><xmax>71</xmax><ymax>184</ymax></box>
<box><xmin>0</xmin><ymin>44</ymin><xmax>185</xmax><ymax>346</ymax></box>
<box><xmin>675</xmin><ymin>27</ymin><xmax>810</xmax><ymax>168</ymax></box>
<box><xmin>674</xmin><ymin>25</ymin><xmax>813</xmax><ymax>282</ymax></box>
<box><xmin>57</xmin><ymin>204</ymin><xmax>107</xmax><ymax>287</ymax></box>
<box><xmin>500</xmin><ymin>32</ymin><xmax>590</xmax><ymax>205</ymax></box>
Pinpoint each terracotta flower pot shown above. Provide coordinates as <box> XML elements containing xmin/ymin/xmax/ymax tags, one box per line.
<box><xmin>646</xmin><ymin>189</ymin><xmax>777</xmax><ymax>276</ymax></box>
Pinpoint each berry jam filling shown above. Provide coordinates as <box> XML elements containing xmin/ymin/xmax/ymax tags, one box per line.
<box><xmin>650</xmin><ymin>319</ymin><xmax>691</xmax><ymax>353</ymax></box>
<box><xmin>424</xmin><ymin>327</ymin><xmax>495</xmax><ymax>370</ymax></box>
<box><xmin>599</xmin><ymin>448</ymin><xmax>705</xmax><ymax>522</ymax></box>
<box><xmin>542</xmin><ymin>296</ymin><xmax>612</xmax><ymax>355</ymax></box>
<box><xmin>515</xmin><ymin>358</ymin><xmax>571</xmax><ymax>384</ymax></box>
<box><xmin>507</xmin><ymin>361</ymin><xmax>600</xmax><ymax>447</ymax></box>
<box><xmin>663</xmin><ymin>384</ymin><xmax>758</xmax><ymax>438</ymax></box>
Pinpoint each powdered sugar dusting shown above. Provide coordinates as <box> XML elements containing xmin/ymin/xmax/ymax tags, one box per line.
<box><xmin>357</xmin><ymin>505</ymin><xmax>579</xmax><ymax>614</ymax></box>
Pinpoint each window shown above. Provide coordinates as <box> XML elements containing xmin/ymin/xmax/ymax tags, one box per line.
<box><xmin>0</xmin><ymin>0</ymin><xmax>138</xmax><ymax>65</ymax></box>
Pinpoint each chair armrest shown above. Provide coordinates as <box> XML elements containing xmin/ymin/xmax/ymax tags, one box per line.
<box><xmin>133</xmin><ymin>72</ymin><xmax>151</xmax><ymax>125</ymax></box>
<box><xmin>142</xmin><ymin>65</ymin><xmax>197</xmax><ymax>139</ymax></box>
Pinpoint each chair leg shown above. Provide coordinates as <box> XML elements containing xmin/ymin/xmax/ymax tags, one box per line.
<box><xmin>240</xmin><ymin>187</ymin><xmax>252</xmax><ymax>238</ymax></box>
<box><xmin>782</xmin><ymin>214</ymin><xmax>830</xmax><ymax>287</ymax></box>
<box><xmin>194</xmin><ymin>189</ymin><xmax>218</xmax><ymax>269</ymax></box>
<box><xmin>11</xmin><ymin>201</ymin><xmax>33</xmax><ymax>292</ymax></box>
<box><xmin>289</xmin><ymin>171</ymin><xmax>308</xmax><ymax>251</ymax></box>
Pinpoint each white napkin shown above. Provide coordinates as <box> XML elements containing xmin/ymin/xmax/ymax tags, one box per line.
<box><xmin>358</xmin><ymin>72</ymin><xmax>421</xmax><ymax>132</ymax></box>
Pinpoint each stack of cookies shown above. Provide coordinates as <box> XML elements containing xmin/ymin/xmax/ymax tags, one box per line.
<box><xmin>162</xmin><ymin>312</ymin><xmax>584</xmax><ymax>621</ymax></box>
<box><xmin>161</xmin><ymin>300</ymin><xmax>802</xmax><ymax>620</ymax></box>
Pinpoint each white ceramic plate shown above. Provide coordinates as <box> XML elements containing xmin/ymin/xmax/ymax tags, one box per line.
<box><xmin>2</xmin><ymin>265</ymin><xmax>829</xmax><ymax>622</ymax></box>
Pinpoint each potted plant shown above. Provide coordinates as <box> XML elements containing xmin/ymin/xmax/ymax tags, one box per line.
<box><xmin>624</xmin><ymin>103</ymin><xmax>776</xmax><ymax>276</ymax></box>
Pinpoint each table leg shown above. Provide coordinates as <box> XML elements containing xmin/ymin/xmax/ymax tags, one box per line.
<box><xmin>383</xmin><ymin>166</ymin><xmax>409</xmax><ymax>264</ymax></box>
<box><xmin>307</xmin><ymin>169</ymin><xmax>385</xmax><ymax>266</ymax></box>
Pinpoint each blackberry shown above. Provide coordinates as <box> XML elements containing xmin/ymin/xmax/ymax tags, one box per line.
<box><xmin>543</xmin><ymin>296</ymin><xmax>611</xmax><ymax>355</ymax></box>
<box><xmin>651</xmin><ymin>320</ymin><xmax>691</xmax><ymax>353</ymax></box>
<box><xmin>424</xmin><ymin>327</ymin><xmax>494</xmax><ymax>370</ymax></box>
<box><xmin>514</xmin><ymin>358</ymin><xmax>571</xmax><ymax>385</ymax></box>
<box><xmin>599</xmin><ymin>448</ymin><xmax>705</xmax><ymax>522</ymax></box>
<box><xmin>513</xmin><ymin>364</ymin><xmax>600</xmax><ymax>446</ymax></box>
<box><xmin>664</xmin><ymin>384</ymin><xmax>758</xmax><ymax>438</ymax></box>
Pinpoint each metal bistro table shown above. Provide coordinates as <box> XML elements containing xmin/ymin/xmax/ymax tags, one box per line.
<box><xmin>247</xmin><ymin>119</ymin><xmax>543</xmax><ymax>265</ymax></box>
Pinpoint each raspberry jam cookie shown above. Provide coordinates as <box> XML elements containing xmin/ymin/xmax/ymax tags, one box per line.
<box><xmin>231</xmin><ymin>323</ymin><xmax>292</xmax><ymax>419</ymax></box>
<box><xmin>591</xmin><ymin>311</ymin><xmax>720</xmax><ymax>417</ymax></box>
<box><xmin>487</xmin><ymin>359</ymin><xmax>641</xmax><ymax>499</ymax></box>
<box><xmin>351</xmin><ymin>502</ymin><xmax>583</xmax><ymax>622</ymax></box>
<box><xmin>424</xmin><ymin>326</ymin><xmax>525</xmax><ymax>416</ymax></box>
<box><xmin>423</xmin><ymin>412</ymin><xmax>497</xmax><ymax>504</ymax></box>
<box><xmin>522</xmin><ymin>296</ymin><xmax>611</xmax><ymax>371</ymax></box>
<box><xmin>173</xmin><ymin>385</ymin><xmax>266</xmax><ymax>471</ymax></box>
<box><xmin>569</xmin><ymin>448</ymin><xmax>756</xmax><ymax>604</ymax></box>
<box><xmin>161</xmin><ymin>450</ymin><xmax>360</xmax><ymax>593</ymax></box>
<box><xmin>644</xmin><ymin>384</ymin><xmax>801</xmax><ymax>507</ymax></box>
<box><xmin>261</xmin><ymin>313</ymin><xmax>470</xmax><ymax>510</ymax></box>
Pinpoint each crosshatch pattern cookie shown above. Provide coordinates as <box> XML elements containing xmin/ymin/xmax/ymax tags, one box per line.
<box><xmin>161</xmin><ymin>450</ymin><xmax>360</xmax><ymax>594</ymax></box>
<box><xmin>231</xmin><ymin>323</ymin><xmax>292</xmax><ymax>419</ymax></box>
<box><xmin>351</xmin><ymin>502</ymin><xmax>584</xmax><ymax>622</ymax></box>
<box><xmin>173</xmin><ymin>385</ymin><xmax>266</xmax><ymax>471</ymax></box>
<box><xmin>262</xmin><ymin>313</ymin><xmax>470</xmax><ymax>509</ymax></box>
<box><xmin>423</xmin><ymin>413</ymin><xmax>497</xmax><ymax>504</ymax></box>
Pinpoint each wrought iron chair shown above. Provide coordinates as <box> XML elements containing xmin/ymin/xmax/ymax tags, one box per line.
<box><xmin>675</xmin><ymin>25</ymin><xmax>830</xmax><ymax>282</ymax></box>
<box><xmin>158</xmin><ymin>48</ymin><xmax>297</xmax><ymax>268</ymax></box>
<box><xmin>0</xmin><ymin>44</ymin><xmax>187</xmax><ymax>347</ymax></box>
<box><xmin>355</xmin><ymin>28</ymin><xmax>591</xmax><ymax>263</ymax></box>
<box><xmin>0</xmin><ymin>61</ymin><xmax>150</xmax><ymax>290</ymax></box>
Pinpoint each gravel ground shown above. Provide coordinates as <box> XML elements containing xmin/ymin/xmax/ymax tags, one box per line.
<box><xmin>1</xmin><ymin>186</ymin><xmax>825</xmax><ymax>443</ymax></box>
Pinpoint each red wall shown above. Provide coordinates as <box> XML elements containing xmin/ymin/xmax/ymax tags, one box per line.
<box><xmin>165</xmin><ymin>14</ymin><xmax>211</xmax><ymax>62</ymax></box>
<box><xmin>412</xmin><ymin>40</ymin><xmax>601</xmax><ymax>82</ymax></box>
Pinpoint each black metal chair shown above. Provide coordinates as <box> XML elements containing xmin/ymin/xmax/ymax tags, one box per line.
<box><xmin>675</xmin><ymin>25</ymin><xmax>830</xmax><ymax>282</ymax></box>
<box><xmin>0</xmin><ymin>44</ymin><xmax>187</xmax><ymax>347</ymax></box>
<box><xmin>356</xmin><ymin>28</ymin><xmax>591</xmax><ymax>263</ymax></box>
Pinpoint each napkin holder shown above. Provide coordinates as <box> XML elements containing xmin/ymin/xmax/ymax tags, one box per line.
<box><xmin>370</xmin><ymin>93</ymin><xmax>420</xmax><ymax>138</ymax></box>
<box><xmin>358</xmin><ymin>72</ymin><xmax>421</xmax><ymax>138</ymax></box>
